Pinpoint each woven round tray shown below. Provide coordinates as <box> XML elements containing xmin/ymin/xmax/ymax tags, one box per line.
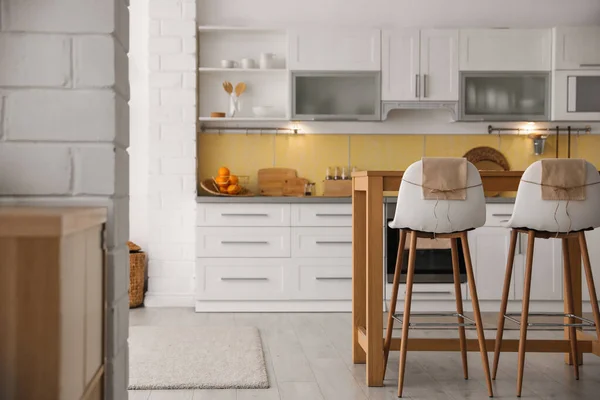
<box><xmin>463</xmin><ymin>146</ymin><xmax>510</xmax><ymax>171</ymax></box>
<box><xmin>200</xmin><ymin>178</ymin><xmax>254</xmax><ymax>197</ymax></box>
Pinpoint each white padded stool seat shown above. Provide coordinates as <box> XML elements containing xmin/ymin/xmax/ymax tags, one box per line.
<box><xmin>388</xmin><ymin>159</ymin><xmax>486</xmax><ymax>233</ymax></box>
<box><xmin>507</xmin><ymin>160</ymin><xmax>600</xmax><ymax>232</ymax></box>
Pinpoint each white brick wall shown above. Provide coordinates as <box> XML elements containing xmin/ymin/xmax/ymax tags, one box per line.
<box><xmin>0</xmin><ymin>1</ymin><xmax>130</xmax><ymax>399</ymax></box>
<box><xmin>126</xmin><ymin>0</ymin><xmax>196</xmax><ymax>308</ymax></box>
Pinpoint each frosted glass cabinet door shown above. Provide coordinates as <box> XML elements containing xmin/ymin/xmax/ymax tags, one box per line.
<box><xmin>460</xmin><ymin>72</ymin><xmax>550</xmax><ymax>121</ymax></box>
<box><xmin>292</xmin><ymin>72</ymin><xmax>381</xmax><ymax>120</ymax></box>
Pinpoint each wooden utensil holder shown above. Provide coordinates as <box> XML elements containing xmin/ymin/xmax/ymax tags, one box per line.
<box><xmin>323</xmin><ymin>180</ymin><xmax>352</xmax><ymax>197</ymax></box>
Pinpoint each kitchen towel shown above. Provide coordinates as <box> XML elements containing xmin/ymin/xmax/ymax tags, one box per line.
<box><xmin>540</xmin><ymin>159</ymin><xmax>587</xmax><ymax>201</ymax></box>
<box><xmin>421</xmin><ymin>157</ymin><xmax>468</xmax><ymax>200</ymax></box>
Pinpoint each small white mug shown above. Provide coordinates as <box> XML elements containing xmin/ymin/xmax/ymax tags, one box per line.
<box><xmin>241</xmin><ymin>58</ymin><xmax>256</xmax><ymax>69</ymax></box>
<box><xmin>220</xmin><ymin>60</ymin><xmax>237</xmax><ymax>68</ymax></box>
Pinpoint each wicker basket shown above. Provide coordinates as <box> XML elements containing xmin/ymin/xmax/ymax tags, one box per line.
<box><xmin>128</xmin><ymin>241</ymin><xmax>146</xmax><ymax>308</ymax></box>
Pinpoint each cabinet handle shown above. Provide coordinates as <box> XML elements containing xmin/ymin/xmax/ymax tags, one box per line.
<box><xmin>315</xmin><ymin>240</ymin><xmax>352</xmax><ymax>245</ymax></box>
<box><xmin>315</xmin><ymin>277</ymin><xmax>352</xmax><ymax>281</ymax></box>
<box><xmin>221</xmin><ymin>240</ymin><xmax>269</xmax><ymax>244</ymax></box>
<box><xmin>415</xmin><ymin>74</ymin><xmax>419</xmax><ymax>98</ymax></box>
<box><xmin>315</xmin><ymin>213</ymin><xmax>352</xmax><ymax>217</ymax></box>
<box><xmin>500</xmin><ymin>220</ymin><xmax>509</xmax><ymax>223</ymax></box>
<box><xmin>423</xmin><ymin>74</ymin><xmax>428</xmax><ymax>98</ymax></box>
<box><xmin>580</xmin><ymin>64</ymin><xmax>600</xmax><ymax>67</ymax></box>
<box><xmin>492</xmin><ymin>213</ymin><xmax>512</xmax><ymax>217</ymax></box>
<box><xmin>221</xmin><ymin>213</ymin><xmax>268</xmax><ymax>217</ymax></box>
<box><xmin>221</xmin><ymin>277</ymin><xmax>269</xmax><ymax>281</ymax></box>
<box><xmin>311</xmin><ymin>117</ymin><xmax>359</xmax><ymax>121</ymax></box>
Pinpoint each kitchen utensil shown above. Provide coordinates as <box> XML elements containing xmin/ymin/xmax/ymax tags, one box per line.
<box><xmin>325</xmin><ymin>167</ymin><xmax>333</xmax><ymax>180</ymax></box>
<box><xmin>210</xmin><ymin>112</ymin><xmax>226</xmax><ymax>118</ymax></box>
<box><xmin>341</xmin><ymin>166</ymin><xmax>350</xmax><ymax>180</ymax></box>
<box><xmin>241</xmin><ymin>58</ymin><xmax>256</xmax><ymax>69</ymax></box>
<box><xmin>222</xmin><ymin>81</ymin><xmax>233</xmax><ymax>94</ymax></box>
<box><xmin>283</xmin><ymin>177</ymin><xmax>309</xmax><ymax>197</ymax></box>
<box><xmin>235</xmin><ymin>82</ymin><xmax>247</xmax><ymax>97</ymax></box>
<box><xmin>258</xmin><ymin>168</ymin><xmax>298</xmax><ymax>196</ymax></box>
<box><xmin>259</xmin><ymin>53</ymin><xmax>275</xmax><ymax>69</ymax></box>
<box><xmin>323</xmin><ymin>180</ymin><xmax>352</xmax><ymax>197</ymax></box>
<box><xmin>333</xmin><ymin>166</ymin><xmax>341</xmax><ymax>180</ymax></box>
<box><xmin>252</xmin><ymin>106</ymin><xmax>274</xmax><ymax>118</ymax></box>
<box><xmin>221</xmin><ymin>60</ymin><xmax>237</xmax><ymax>68</ymax></box>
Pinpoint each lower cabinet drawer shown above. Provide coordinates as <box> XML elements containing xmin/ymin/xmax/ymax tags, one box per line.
<box><xmin>291</xmin><ymin>227</ymin><xmax>352</xmax><ymax>258</ymax></box>
<box><xmin>196</xmin><ymin>227</ymin><xmax>291</xmax><ymax>258</ymax></box>
<box><xmin>196</xmin><ymin>258</ymin><xmax>288</xmax><ymax>300</ymax></box>
<box><xmin>289</xmin><ymin>258</ymin><xmax>352</xmax><ymax>300</ymax></box>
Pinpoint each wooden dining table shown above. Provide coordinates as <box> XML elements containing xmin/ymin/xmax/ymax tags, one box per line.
<box><xmin>352</xmin><ymin>170</ymin><xmax>600</xmax><ymax>386</ymax></box>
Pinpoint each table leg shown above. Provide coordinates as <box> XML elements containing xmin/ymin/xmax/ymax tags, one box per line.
<box><xmin>564</xmin><ymin>236</ymin><xmax>583</xmax><ymax>365</ymax></box>
<box><xmin>352</xmin><ymin>183</ymin><xmax>366</xmax><ymax>364</ymax></box>
<box><xmin>366</xmin><ymin>177</ymin><xmax>384</xmax><ymax>386</ymax></box>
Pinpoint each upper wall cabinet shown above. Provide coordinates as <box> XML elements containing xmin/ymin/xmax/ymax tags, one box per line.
<box><xmin>288</xmin><ymin>28</ymin><xmax>381</xmax><ymax>71</ymax></box>
<box><xmin>553</xmin><ymin>27</ymin><xmax>600</xmax><ymax>70</ymax></box>
<box><xmin>382</xmin><ymin>29</ymin><xmax>458</xmax><ymax>101</ymax></box>
<box><xmin>459</xmin><ymin>29</ymin><xmax>551</xmax><ymax>71</ymax></box>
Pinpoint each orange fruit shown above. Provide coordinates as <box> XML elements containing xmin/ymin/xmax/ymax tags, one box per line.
<box><xmin>218</xmin><ymin>166</ymin><xmax>230</xmax><ymax>177</ymax></box>
<box><xmin>214</xmin><ymin>176</ymin><xmax>229</xmax><ymax>188</ymax></box>
<box><xmin>219</xmin><ymin>186</ymin><xmax>228</xmax><ymax>194</ymax></box>
<box><xmin>229</xmin><ymin>174</ymin><xmax>239</xmax><ymax>185</ymax></box>
<box><xmin>227</xmin><ymin>184</ymin><xmax>241</xmax><ymax>195</ymax></box>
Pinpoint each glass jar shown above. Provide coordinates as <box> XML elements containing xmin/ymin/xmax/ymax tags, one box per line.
<box><xmin>304</xmin><ymin>182</ymin><xmax>315</xmax><ymax>196</ymax></box>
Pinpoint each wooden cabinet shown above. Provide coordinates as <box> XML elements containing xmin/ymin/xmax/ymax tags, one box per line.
<box><xmin>382</xmin><ymin>29</ymin><xmax>458</xmax><ymax>101</ymax></box>
<box><xmin>0</xmin><ymin>207</ymin><xmax>107</xmax><ymax>400</ymax></box>
<box><xmin>288</xmin><ymin>28</ymin><xmax>381</xmax><ymax>71</ymax></box>
<box><xmin>553</xmin><ymin>27</ymin><xmax>600</xmax><ymax>70</ymax></box>
<box><xmin>459</xmin><ymin>29</ymin><xmax>552</xmax><ymax>71</ymax></box>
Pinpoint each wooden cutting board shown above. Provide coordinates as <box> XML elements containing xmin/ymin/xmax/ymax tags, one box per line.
<box><xmin>258</xmin><ymin>168</ymin><xmax>298</xmax><ymax>196</ymax></box>
<box><xmin>283</xmin><ymin>178</ymin><xmax>309</xmax><ymax>197</ymax></box>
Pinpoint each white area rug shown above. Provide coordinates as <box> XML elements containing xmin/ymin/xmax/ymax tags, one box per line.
<box><xmin>128</xmin><ymin>326</ymin><xmax>269</xmax><ymax>389</ymax></box>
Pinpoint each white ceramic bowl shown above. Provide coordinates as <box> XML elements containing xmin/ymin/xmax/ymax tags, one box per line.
<box><xmin>252</xmin><ymin>106</ymin><xmax>274</xmax><ymax>118</ymax></box>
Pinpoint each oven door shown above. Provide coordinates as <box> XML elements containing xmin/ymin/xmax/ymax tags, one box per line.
<box><xmin>386</xmin><ymin>220</ymin><xmax>467</xmax><ymax>284</ymax></box>
<box><xmin>552</xmin><ymin>70</ymin><xmax>600</xmax><ymax>121</ymax></box>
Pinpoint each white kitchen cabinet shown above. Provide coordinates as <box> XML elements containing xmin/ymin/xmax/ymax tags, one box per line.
<box><xmin>291</xmin><ymin>258</ymin><xmax>352</xmax><ymax>300</ymax></box>
<box><xmin>382</xmin><ymin>29</ymin><xmax>458</xmax><ymax>101</ymax></box>
<box><xmin>515</xmin><ymin>236</ymin><xmax>563</xmax><ymax>301</ymax></box>
<box><xmin>459</xmin><ymin>29</ymin><xmax>552</xmax><ymax>71</ymax></box>
<box><xmin>291</xmin><ymin>203</ymin><xmax>352</xmax><ymax>226</ymax></box>
<box><xmin>196</xmin><ymin>203</ymin><xmax>290</xmax><ymax>227</ymax></box>
<box><xmin>196</xmin><ymin>226</ymin><xmax>291</xmax><ymax>258</ymax></box>
<box><xmin>583</xmin><ymin>228</ymin><xmax>600</xmax><ymax>302</ymax></box>
<box><xmin>420</xmin><ymin>29</ymin><xmax>459</xmax><ymax>101</ymax></box>
<box><xmin>291</xmin><ymin>227</ymin><xmax>352</xmax><ymax>258</ymax></box>
<box><xmin>468</xmin><ymin>228</ymin><xmax>516</xmax><ymax>301</ymax></box>
<box><xmin>382</xmin><ymin>29</ymin><xmax>420</xmax><ymax>101</ymax></box>
<box><xmin>288</xmin><ymin>28</ymin><xmax>381</xmax><ymax>71</ymax></box>
<box><xmin>553</xmin><ymin>27</ymin><xmax>600</xmax><ymax>70</ymax></box>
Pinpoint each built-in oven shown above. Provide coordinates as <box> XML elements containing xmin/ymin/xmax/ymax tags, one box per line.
<box><xmin>552</xmin><ymin>70</ymin><xmax>600</xmax><ymax>121</ymax></box>
<box><xmin>385</xmin><ymin>202</ymin><xmax>466</xmax><ymax>284</ymax></box>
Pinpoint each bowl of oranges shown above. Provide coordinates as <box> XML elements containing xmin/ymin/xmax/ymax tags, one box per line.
<box><xmin>200</xmin><ymin>166</ymin><xmax>252</xmax><ymax>196</ymax></box>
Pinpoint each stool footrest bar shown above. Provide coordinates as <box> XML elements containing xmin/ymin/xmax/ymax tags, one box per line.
<box><xmin>392</xmin><ymin>312</ymin><xmax>476</xmax><ymax>329</ymax></box>
<box><xmin>504</xmin><ymin>312</ymin><xmax>596</xmax><ymax>328</ymax></box>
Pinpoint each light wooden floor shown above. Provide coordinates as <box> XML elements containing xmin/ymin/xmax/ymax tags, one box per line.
<box><xmin>129</xmin><ymin>308</ymin><xmax>600</xmax><ymax>400</ymax></box>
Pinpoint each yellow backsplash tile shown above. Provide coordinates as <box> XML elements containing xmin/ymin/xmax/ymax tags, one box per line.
<box><xmin>197</xmin><ymin>134</ymin><xmax>273</xmax><ymax>191</ymax></box>
<box><xmin>350</xmin><ymin>135</ymin><xmax>423</xmax><ymax>171</ymax></box>
<box><xmin>274</xmin><ymin>135</ymin><xmax>349</xmax><ymax>194</ymax></box>
<box><xmin>198</xmin><ymin>132</ymin><xmax>600</xmax><ymax>197</ymax></box>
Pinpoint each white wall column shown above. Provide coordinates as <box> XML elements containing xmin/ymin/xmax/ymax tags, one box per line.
<box><xmin>0</xmin><ymin>1</ymin><xmax>130</xmax><ymax>398</ymax></box>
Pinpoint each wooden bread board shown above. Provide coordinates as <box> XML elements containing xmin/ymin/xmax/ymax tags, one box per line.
<box><xmin>323</xmin><ymin>180</ymin><xmax>352</xmax><ymax>197</ymax></box>
<box><xmin>283</xmin><ymin>178</ymin><xmax>309</xmax><ymax>197</ymax></box>
<box><xmin>258</xmin><ymin>168</ymin><xmax>298</xmax><ymax>196</ymax></box>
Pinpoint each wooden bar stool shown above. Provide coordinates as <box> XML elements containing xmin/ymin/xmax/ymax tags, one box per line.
<box><xmin>492</xmin><ymin>159</ymin><xmax>600</xmax><ymax>397</ymax></box>
<box><xmin>382</xmin><ymin>158</ymin><xmax>493</xmax><ymax>398</ymax></box>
